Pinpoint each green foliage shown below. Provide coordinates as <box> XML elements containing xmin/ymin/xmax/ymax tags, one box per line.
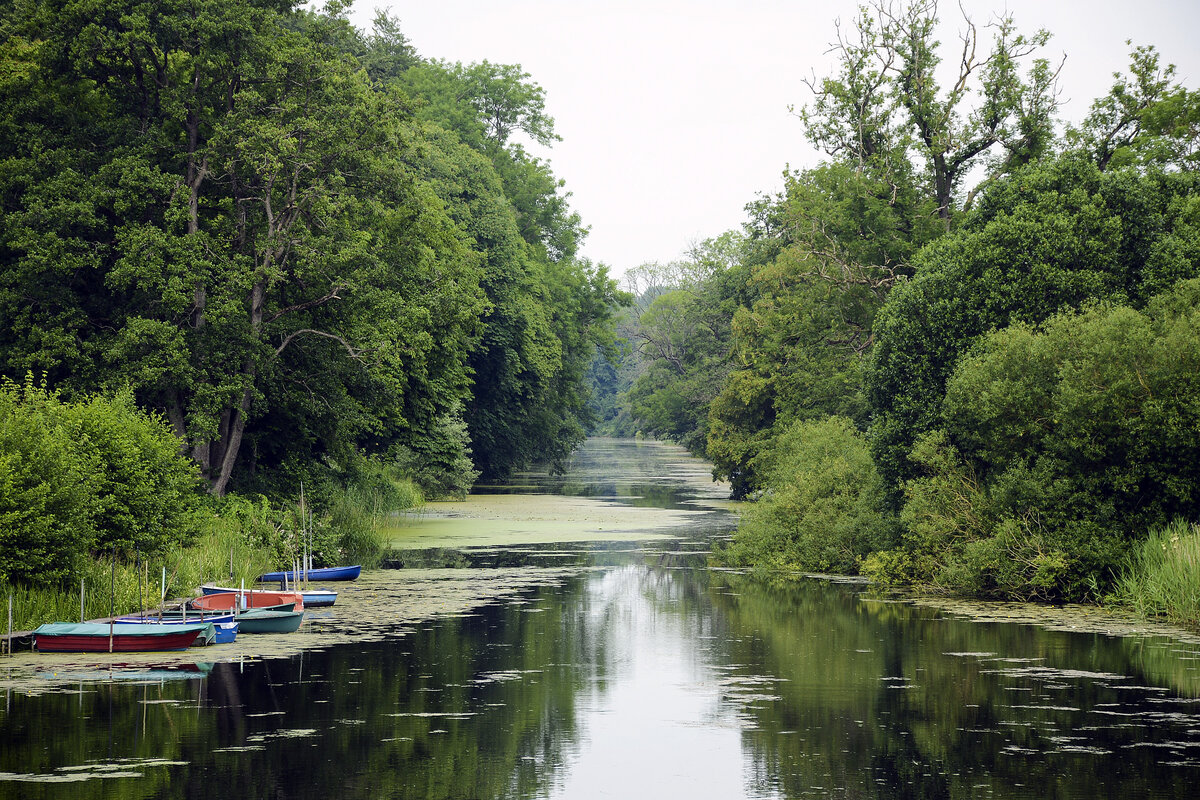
<box><xmin>800</xmin><ymin>0</ymin><xmax>1059</xmax><ymax>225</ymax></box>
<box><xmin>396</xmin><ymin>60</ymin><xmax>622</xmax><ymax>479</ymax></box>
<box><xmin>707</xmin><ymin>161</ymin><xmax>939</xmax><ymax>496</ymax></box>
<box><xmin>1067</xmin><ymin>44</ymin><xmax>1200</xmax><ymax>171</ymax></box>
<box><xmin>869</xmin><ymin>280</ymin><xmax>1200</xmax><ymax>601</ymax></box>
<box><xmin>391</xmin><ymin>404</ymin><xmax>478</xmax><ymax>500</ymax></box>
<box><xmin>0</xmin><ymin>0</ymin><xmax>614</xmax><ymax>500</ymax></box>
<box><xmin>1113</xmin><ymin>519</ymin><xmax>1200</xmax><ymax>627</ymax></box>
<box><xmin>0</xmin><ymin>378</ymin><xmax>202</xmax><ymax>586</ymax></box>
<box><xmin>620</xmin><ymin>234</ymin><xmax>752</xmax><ymax>457</ymax></box>
<box><xmin>0</xmin><ymin>380</ymin><xmax>100</xmax><ymax>584</ymax></box>
<box><xmin>718</xmin><ymin>417</ymin><xmax>895</xmax><ymax>574</ymax></box>
<box><xmin>0</xmin><ymin>0</ymin><xmax>489</xmax><ymax>499</ymax></box>
<box><xmin>868</xmin><ymin>156</ymin><xmax>1200</xmax><ymax>498</ymax></box>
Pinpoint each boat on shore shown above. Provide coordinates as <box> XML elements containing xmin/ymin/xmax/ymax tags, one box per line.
<box><xmin>257</xmin><ymin>565</ymin><xmax>361</xmax><ymax>583</ymax></box>
<box><xmin>33</xmin><ymin>622</ymin><xmax>215</xmax><ymax>653</ymax></box>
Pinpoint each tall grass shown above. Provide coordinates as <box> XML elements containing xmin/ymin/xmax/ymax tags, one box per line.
<box><xmin>326</xmin><ymin>476</ymin><xmax>423</xmax><ymax>568</ymax></box>
<box><xmin>1</xmin><ymin>475</ymin><xmax>424</xmax><ymax>635</ymax></box>
<box><xmin>1</xmin><ymin>504</ymin><xmax>278</xmax><ymax>633</ymax></box>
<box><xmin>1113</xmin><ymin>518</ymin><xmax>1200</xmax><ymax>628</ymax></box>
<box><xmin>3</xmin><ymin>557</ymin><xmax>172</xmax><ymax>633</ymax></box>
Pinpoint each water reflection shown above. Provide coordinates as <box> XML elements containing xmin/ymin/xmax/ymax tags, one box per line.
<box><xmin>2</xmin><ymin>439</ymin><xmax>1199</xmax><ymax>799</ymax></box>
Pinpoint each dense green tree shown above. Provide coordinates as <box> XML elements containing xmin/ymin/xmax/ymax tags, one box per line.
<box><xmin>0</xmin><ymin>0</ymin><xmax>487</xmax><ymax>496</ymax></box>
<box><xmin>867</xmin><ymin>155</ymin><xmax>1200</xmax><ymax>498</ymax></box>
<box><xmin>620</xmin><ymin>234</ymin><xmax>752</xmax><ymax>454</ymax></box>
<box><xmin>388</xmin><ymin>53</ymin><xmax>618</xmax><ymax>478</ymax></box>
<box><xmin>868</xmin><ymin>279</ymin><xmax>1200</xmax><ymax>600</ymax></box>
<box><xmin>707</xmin><ymin>161</ymin><xmax>940</xmax><ymax>497</ymax></box>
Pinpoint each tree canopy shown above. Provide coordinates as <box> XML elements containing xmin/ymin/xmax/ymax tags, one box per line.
<box><xmin>0</xmin><ymin>0</ymin><xmax>624</xmax><ymax>508</ymax></box>
<box><xmin>606</xmin><ymin>1</ymin><xmax>1200</xmax><ymax>601</ymax></box>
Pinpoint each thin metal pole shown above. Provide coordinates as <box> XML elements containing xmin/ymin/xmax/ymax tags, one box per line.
<box><xmin>7</xmin><ymin>593</ymin><xmax>12</xmax><ymax>657</ymax></box>
<box><xmin>108</xmin><ymin>549</ymin><xmax>115</xmax><ymax>653</ymax></box>
<box><xmin>80</xmin><ymin>579</ymin><xmax>85</xmax><ymax>623</ymax></box>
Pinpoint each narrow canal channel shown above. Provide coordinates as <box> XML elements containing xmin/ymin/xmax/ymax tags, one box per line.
<box><xmin>2</xmin><ymin>438</ymin><xmax>1199</xmax><ymax>798</ymax></box>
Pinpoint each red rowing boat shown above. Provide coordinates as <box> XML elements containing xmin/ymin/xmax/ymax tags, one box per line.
<box><xmin>188</xmin><ymin>589</ymin><xmax>305</xmax><ymax>612</ymax></box>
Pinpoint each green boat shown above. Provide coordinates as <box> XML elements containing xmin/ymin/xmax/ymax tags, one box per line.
<box><xmin>236</xmin><ymin>609</ymin><xmax>303</xmax><ymax>634</ymax></box>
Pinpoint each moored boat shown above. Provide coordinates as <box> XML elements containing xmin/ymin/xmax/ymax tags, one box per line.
<box><xmin>236</xmin><ymin>609</ymin><xmax>303</xmax><ymax>634</ymax></box>
<box><xmin>33</xmin><ymin>622</ymin><xmax>215</xmax><ymax>653</ymax></box>
<box><xmin>298</xmin><ymin>590</ymin><xmax>337</xmax><ymax>607</ymax></box>
<box><xmin>202</xmin><ymin>584</ymin><xmax>336</xmax><ymax>608</ymax></box>
<box><xmin>212</xmin><ymin>620</ymin><xmax>239</xmax><ymax>643</ymax></box>
<box><xmin>257</xmin><ymin>565</ymin><xmax>361</xmax><ymax>583</ymax></box>
<box><xmin>115</xmin><ymin>614</ymin><xmax>239</xmax><ymax>644</ymax></box>
<box><xmin>189</xmin><ymin>590</ymin><xmax>304</xmax><ymax>613</ymax></box>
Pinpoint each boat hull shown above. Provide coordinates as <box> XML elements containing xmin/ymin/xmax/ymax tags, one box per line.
<box><xmin>189</xmin><ymin>590</ymin><xmax>303</xmax><ymax>612</ymax></box>
<box><xmin>202</xmin><ymin>584</ymin><xmax>335</xmax><ymax>607</ymax></box>
<box><xmin>212</xmin><ymin>621</ymin><xmax>238</xmax><ymax>643</ymax></box>
<box><xmin>33</xmin><ymin>623</ymin><xmax>213</xmax><ymax>653</ymax></box>
<box><xmin>257</xmin><ymin>565</ymin><xmax>361</xmax><ymax>583</ymax></box>
<box><xmin>299</xmin><ymin>590</ymin><xmax>337</xmax><ymax>607</ymax></box>
<box><xmin>236</xmin><ymin>610</ymin><xmax>303</xmax><ymax>634</ymax></box>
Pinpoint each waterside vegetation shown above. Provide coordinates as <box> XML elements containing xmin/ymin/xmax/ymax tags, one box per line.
<box><xmin>0</xmin><ymin>0</ymin><xmax>624</xmax><ymax>627</ymax></box>
<box><xmin>591</xmin><ymin>1</ymin><xmax>1200</xmax><ymax>621</ymax></box>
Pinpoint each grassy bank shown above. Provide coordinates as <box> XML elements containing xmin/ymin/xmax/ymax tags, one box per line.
<box><xmin>1111</xmin><ymin>519</ymin><xmax>1200</xmax><ymax>629</ymax></box>
<box><xmin>1</xmin><ymin>513</ymin><xmax>275</xmax><ymax>633</ymax></box>
<box><xmin>1</xmin><ymin>479</ymin><xmax>423</xmax><ymax>634</ymax></box>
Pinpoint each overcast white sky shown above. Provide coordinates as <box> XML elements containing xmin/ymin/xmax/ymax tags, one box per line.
<box><xmin>347</xmin><ymin>1</ymin><xmax>1200</xmax><ymax>277</ymax></box>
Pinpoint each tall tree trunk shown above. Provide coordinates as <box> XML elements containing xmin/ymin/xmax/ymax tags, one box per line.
<box><xmin>209</xmin><ymin>280</ymin><xmax>266</xmax><ymax>496</ymax></box>
<box><xmin>210</xmin><ymin>375</ymin><xmax>255</xmax><ymax>497</ymax></box>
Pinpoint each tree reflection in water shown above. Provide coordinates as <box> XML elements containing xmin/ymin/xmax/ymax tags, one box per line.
<box><xmin>2</xmin><ymin>439</ymin><xmax>1199</xmax><ymax>799</ymax></box>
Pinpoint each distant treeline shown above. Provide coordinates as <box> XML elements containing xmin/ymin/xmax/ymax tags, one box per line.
<box><xmin>591</xmin><ymin>0</ymin><xmax>1200</xmax><ymax>606</ymax></box>
<box><xmin>0</xmin><ymin>1</ymin><xmax>625</xmax><ymax>586</ymax></box>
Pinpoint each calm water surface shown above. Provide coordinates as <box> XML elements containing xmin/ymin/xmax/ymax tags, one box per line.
<box><xmin>3</xmin><ymin>438</ymin><xmax>1200</xmax><ymax>799</ymax></box>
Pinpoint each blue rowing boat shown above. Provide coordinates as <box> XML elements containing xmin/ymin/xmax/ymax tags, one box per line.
<box><xmin>117</xmin><ymin>614</ymin><xmax>239</xmax><ymax>644</ymax></box>
<box><xmin>257</xmin><ymin>565</ymin><xmax>361</xmax><ymax>583</ymax></box>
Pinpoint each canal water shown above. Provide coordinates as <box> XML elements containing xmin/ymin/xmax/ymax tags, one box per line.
<box><xmin>2</xmin><ymin>438</ymin><xmax>1200</xmax><ymax>798</ymax></box>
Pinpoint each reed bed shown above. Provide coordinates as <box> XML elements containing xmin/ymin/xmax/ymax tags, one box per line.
<box><xmin>1114</xmin><ymin>518</ymin><xmax>1200</xmax><ymax>628</ymax></box>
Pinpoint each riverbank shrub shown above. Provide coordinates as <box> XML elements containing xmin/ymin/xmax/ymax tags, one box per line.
<box><xmin>1113</xmin><ymin>519</ymin><xmax>1200</xmax><ymax>628</ymax></box>
<box><xmin>866</xmin><ymin>280</ymin><xmax>1200</xmax><ymax>601</ymax></box>
<box><xmin>0</xmin><ymin>378</ymin><xmax>203</xmax><ymax>586</ymax></box>
<box><xmin>717</xmin><ymin>416</ymin><xmax>896</xmax><ymax>574</ymax></box>
<box><xmin>868</xmin><ymin>159</ymin><xmax>1200</xmax><ymax>499</ymax></box>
